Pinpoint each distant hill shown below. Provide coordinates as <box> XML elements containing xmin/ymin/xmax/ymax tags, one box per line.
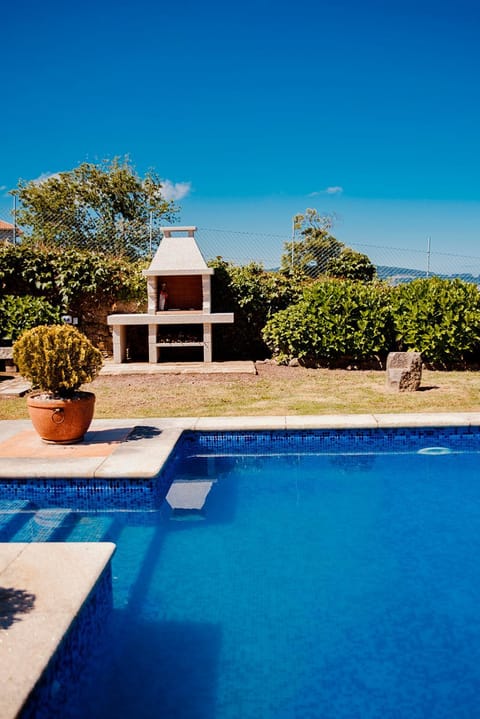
<box><xmin>266</xmin><ymin>264</ymin><xmax>480</xmax><ymax>286</ymax></box>
<box><xmin>377</xmin><ymin>265</ymin><xmax>480</xmax><ymax>285</ymax></box>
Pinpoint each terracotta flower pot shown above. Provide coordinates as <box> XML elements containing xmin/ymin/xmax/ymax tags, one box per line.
<box><xmin>27</xmin><ymin>391</ymin><xmax>96</xmax><ymax>444</ymax></box>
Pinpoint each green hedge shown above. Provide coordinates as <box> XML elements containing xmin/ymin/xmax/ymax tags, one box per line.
<box><xmin>210</xmin><ymin>259</ymin><xmax>307</xmax><ymax>359</ymax></box>
<box><xmin>391</xmin><ymin>278</ymin><xmax>480</xmax><ymax>366</ymax></box>
<box><xmin>0</xmin><ymin>244</ymin><xmax>146</xmax><ymax>343</ymax></box>
<box><xmin>263</xmin><ymin>279</ymin><xmax>393</xmax><ymax>366</ymax></box>
<box><xmin>0</xmin><ymin>244</ymin><xmax>146</xmax><ymax>307</ymax></box>
<box><xmin>263</xmin><ymin>277</ymin><xmax>480</xmax><ymax>368</ymax></box>
<box><xmin>0</xmin><ymin>295</ymin><xmax>62</xmax><ymax>341</ymax></box>
<box><xmin>3</xmin><ymin>242</ymin><xmax>480</xmax><ymax>368</ymax></box>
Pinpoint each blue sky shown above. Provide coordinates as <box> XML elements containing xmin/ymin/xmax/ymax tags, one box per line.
<box><xmin>2</xmin><ymin>0</ymin><xmax>480</xmax><ymax>261</ymax></box>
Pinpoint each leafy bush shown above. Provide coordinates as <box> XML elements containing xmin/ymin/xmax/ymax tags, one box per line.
<box><xmin>0</xmin><ymin>244</ymin><xmax>146</xmax><ymax>309</ymax></box>
<box><xmin>263</xmin><ymin>279</ymin><xmax>393</xmax><ymax>366</ymax></box>
<box><xmin>391</xmin><ymin>277</ymin><xmax>480</xmax><ymax>367</ymax></box>
<box><xmin>0</xmin><ymin>295</ymin><xmax>62</xmax><ymax>341</ymax></box>
<box><xmin>326</xmin><ymin>248</ymin><xmax>377</xmax><ymax>282</ymax></box>
<box><xmin>0</xmin><ymin>243</ymin><xmax>146</xmax><ymax>347</ymax></box>
<box><xmin>210</xmin><ymin>259</ymin><xmax>307</xmax><ymax>359</ymax></box>
<box><xmin>13</xmin><ymin>325</ymin><xmax>103</xmax><ymax>396</ymax></box>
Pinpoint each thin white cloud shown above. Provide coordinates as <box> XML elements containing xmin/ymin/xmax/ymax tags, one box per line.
<box><xmin>31</xmin><ymin>173</ymin><xmax>192</xmax><ymax>202</ymax></box>
<box><xmin>308</xmin><ymin>186</ymin><xmax>344</xmax><ymax>197</ymax></box>
<box><xmin>161</xmin><ymin>179</ymin><xmax>192</xmax><ymax>202</ymax></box>
<box><xmin>33</xmin><ymin>172</ymin><xmax>61</xmax><ymax>185</ymax></box>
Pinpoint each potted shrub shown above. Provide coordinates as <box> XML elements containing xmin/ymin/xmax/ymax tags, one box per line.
<box><xmin>13</xmin><ymin>324</ymin><xmax>104</xmax><ymax>443</ymax></box>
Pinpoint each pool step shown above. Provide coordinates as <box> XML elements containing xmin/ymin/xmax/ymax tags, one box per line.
<box><xmin>166</xmin><ymin>478</ymin><xmax>216</xmax><ymax>520</ymax></box>
<box><xmin>0</xmin><ymin>500</ymin><xmax>37</xmax><ymax>541</ymax></box>
<box><xmin>9</xmin><ymin>508</ymin><xmax>74</xmax><ymax>542</ymax></box>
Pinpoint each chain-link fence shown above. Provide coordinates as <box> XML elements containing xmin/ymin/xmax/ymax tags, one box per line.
<box><xmin>2</xmin><ymin>211</ymin><xmax>480</xmax><ymax>286</ymax></box>
<box><xmin>195</xmin><ymin>228</ymin><xmax>480</xmax><ymax>284</ymax></box>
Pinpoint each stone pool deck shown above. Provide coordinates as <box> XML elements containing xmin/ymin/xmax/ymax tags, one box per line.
<box><xmin>2</xmin><ymin>412</ymin><xmax>480</xmax><ymax>481</ymax></box>
<box><xmin>0</xmin><ymin>542</ymin><xmax>115</xmax><ymax>719</ymax></box>
<box><xmin>2</xmin><ymin>410</ymin><xmax>480</xmax><ymax>717</ymax></box>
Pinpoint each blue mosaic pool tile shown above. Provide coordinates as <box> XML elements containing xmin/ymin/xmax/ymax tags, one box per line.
<box><xmin>0</xmin><ymin>474</ymin><xmax>172</xmax><ymax>513</ymax></box>
<box><xmin>178</xmin><ymin>426</ymin><xmax>480</xmax><ymax>457</ymax></box>
<box><xmin>20</xmin><ymin>563</ymin><xmax>113</xmax><ymax>719</ymax></box>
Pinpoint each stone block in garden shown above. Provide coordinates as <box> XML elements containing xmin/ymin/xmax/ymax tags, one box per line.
<box><xmin>385</xmin><ymin>352</ymin><xmax>422</xmax><ymax>392</ymax></box>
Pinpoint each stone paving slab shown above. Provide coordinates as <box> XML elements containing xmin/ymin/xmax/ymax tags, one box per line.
<box><xmin>0</xmin><ymin>542</ymin><xmax>115</xmax><ymax>719</ymax></box>
<box><xmin>0</xmin><ymin>427</ymin><xmax>132</xmax><ymax>459</ymax></box>
<box><xmin>0</xmin><ymin>419</ymin><xmax>180</xmax><ymax>480</ymax></box>
<box><xmin>0</xmin><ymin>377</ymin><xmax>31</xmax><ymax>398</ymax></box>
<box><xmin>371</xmin><ymin>412</ymin><xmax>480</xmax><ymax>427</ymax></box>
<box><xmin>95</xmin><ymin>425</ymin><xmax>183</xmax><ymax>479</ymax></box>
<box><xmin>99</xmin><ymin>360</ymin><xmax>257</xmax><ymax>375</ymax></box>
<box><xmin>285</xmin><ymin>414</ymin><xmax>379</xmax><ymax>429</ymax></box>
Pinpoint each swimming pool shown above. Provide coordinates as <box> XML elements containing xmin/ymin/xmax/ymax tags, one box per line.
<box><xmin>4</xmin><ymin>426</ymin><xmax>480</xmax><ymax>719</ymax></box>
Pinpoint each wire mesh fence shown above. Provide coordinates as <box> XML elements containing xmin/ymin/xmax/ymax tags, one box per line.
<box><xmin>2</xmin><ymin>210</ymin><xmax>480</xmax><ymax>286</ymax></box>
<box><xmin>194</xmin><ymin>228</ymin><xmax>480</xmax><ymax>284</ymax></box>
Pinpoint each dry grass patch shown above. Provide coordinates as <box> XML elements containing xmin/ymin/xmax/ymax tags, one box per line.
<box><xmin>3</xmin><ymin>363</ymin><xmax>480</xmax><ymax>420</ymax></box>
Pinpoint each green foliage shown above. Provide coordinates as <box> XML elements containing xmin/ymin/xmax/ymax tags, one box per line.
<box><xmin>391</xmin><ymin>277</ymin><xmax>480</xmax><ymax>367</ymax></box>
<box><xmin>209</xmin><ymin>259</ymin><xmax>307</xmax><ymax>359</ymax></box>
<box><xmin>281</xmin><ymin>209</ymin><xmax>344</xmax><ymax>276</ymax></box>
<box><xmin>13</xmin><ymin>325</ymin><xmax>103</xmax><ymax>396</ymax></box>
<box><xmin>0</xmin><ymin>243</ymin><xmax>57</xmax><ymax>297</ymax></box>
<box><xmin>326</xmin><ymin>248</ymin><xmax>377</xmax><ymax>282</ymax></box>
<box><xmin>263</xmin><ymin>279</ymin><xmax>393</xmax><ymax>366</ymax></box>
<box><xmin>0</xmin><ymin>243</ymin><xmax>146</xmax><ymax>309</ymax></box>
<box><xmin>13</xmin><ymin>157</ymin><xmax>178</xmax><ymax>259</ymax></box>
<box><xmin>0</xmin><ymin>296</ymin><xmax>62</xmax><ymax>341</ymax></box>
<box><xmin>0</xmin><ymin>243</ymin><xmax>146</xmax><ymax>347</ymax></box>
<box><xmin>263</xmin><ymin>275</ymin><xmax>480</xmax><ymax>369</ymax></box>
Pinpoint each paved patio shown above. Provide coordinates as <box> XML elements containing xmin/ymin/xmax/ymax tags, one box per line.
<box><xmin>99</xmin><ymin>359</ymin><xmax>257</xmax><ymax>375</ymax></box>
<box><xmin>0</xmin><ymin>360</ymin><xmax>257</xmax><ymax>398</ymax></box>
<box><xmin>1</xmin><ymin>543</ymin><xmax>114</xmax><ymax>719</ymax></box>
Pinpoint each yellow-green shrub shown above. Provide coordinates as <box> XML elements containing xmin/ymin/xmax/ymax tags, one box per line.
<box><xmin>13</xmin><ymin>325</ymin><xmax>103</xmax><ymax>396</ymax></box>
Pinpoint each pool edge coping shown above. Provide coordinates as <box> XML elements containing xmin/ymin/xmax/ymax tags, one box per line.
<box><xmin>1</xmin><ymin>413</ymin><xmax>480</xmax><ymax>480</ymax></box>
<box><xmin>0</xmin><ymin>542</ymin><xmax>115</xmax><ymax>719</ymax></box>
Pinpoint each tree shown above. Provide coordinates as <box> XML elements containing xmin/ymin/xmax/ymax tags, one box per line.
<box><xmin>326</xmin><ymin>248</ymin><xmax>377</xmax><ymax>282</ymax></box>
<box><xmin>12</xmin><ymin>157</ymin><xmax>178</xmax><ymax>259</ymax></box>
<box><xmin>281</xmin><ymin>208</ymin><xmax>344</xmax><ymax>277</ymax></box>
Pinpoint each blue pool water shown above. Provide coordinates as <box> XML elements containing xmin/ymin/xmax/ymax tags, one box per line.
<box><xmin>3</xmin><ymin>428</ymin><xmax>480</xmax><ymax>718</ymax></box>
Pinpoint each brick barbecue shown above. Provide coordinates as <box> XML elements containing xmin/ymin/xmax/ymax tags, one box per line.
<box><xmin>107</xmin><ymin>226</ymin><xmax>234</xmax><ymax>363</ymax></box>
